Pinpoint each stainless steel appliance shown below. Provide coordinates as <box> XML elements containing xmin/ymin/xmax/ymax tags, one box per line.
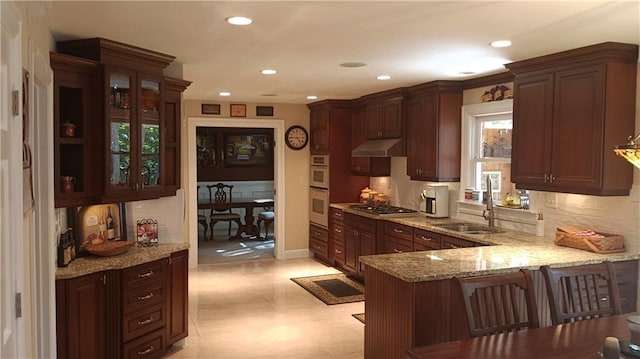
<box><xmin>421</xmin><ymin>185</ymin><xmax>449</xmax><ymax>218</ymax></box>
<box><xmin>349</xmin><ymin>204</ymin><xmax>418</xmax><ymax>218</ymax></box>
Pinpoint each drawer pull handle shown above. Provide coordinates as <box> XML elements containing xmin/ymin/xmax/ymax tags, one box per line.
<box><xmin>419</xmin><ymin>236</ymin><xmax>433</xmax><ymax>242</ymax></box>
<box><xmin>335</xmin><ymin>228</ymin><xmax>342</xmax><ymax>233</ymax></box>
<box><xmin>393</xmin><ymin>248</ymin><xmax>403</xmax><ymax>253</ymax></box>
<box><xmin>137</xmin><ymin>316</ymin><xmax>154</xmax><ymax>325</ymax></box>
<box><xmin>393</xmin><ymin>228</ymin><xmax>404</xmax><ymax>233</ymax></box>
<box><xmin>334</xmin><ymin>249</ymin><xmax>342</xmax><ymax>254</ymax></box>
<box><xmin>138</xmin><ymin>293</ymin><xmax>154</xmax><ymax>301</ymax></box>
<box><xmin>137</xmin><ymin>271</ymin><xmax>154</xmax><ymax>278</ymax></box>
<box><xmin>335</xmin><ymin>212</ymin><xmax>343</xmax><ymax>217</ymax></box>
<box><xmin>138</xmin><ymin>346</ymin><xmax>154</xmax><ymax>355</ymax></box>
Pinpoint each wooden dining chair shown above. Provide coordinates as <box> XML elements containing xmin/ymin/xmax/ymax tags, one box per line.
<box><xmin>197</xmin><ymin>185</ymin><xmax>209</xmax><ymax>240</ymax></box>
<box><xmin>206</xmin><ymin>183</ymin><xmax>242</xmax><ymax>240</ymax></box>
<box><xmin>456</xmin><ymin>269</ymin><xmax>539</xmax><ymax>338</ymax></box>
<box><xmin>540</xmin><ymin>261</ymin><xmax>622</xmax><ymax>325</ymax></box>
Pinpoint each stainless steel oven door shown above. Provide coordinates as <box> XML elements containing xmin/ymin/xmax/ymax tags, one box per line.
<box><xmin>309</xmin><ymin>187</ymin><xmax>329</xmax><ymax>228</ymax></box>
<box><xmin>309</xmin><ymin>165</ymin><xmax>329</xmax><ymax>189</ymax></box>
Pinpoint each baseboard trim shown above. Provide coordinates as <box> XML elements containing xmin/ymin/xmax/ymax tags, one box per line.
<box><xmin>281</xmin><ymin>249</ymin><xmax>312</xmax><ymax>260</ymax></box>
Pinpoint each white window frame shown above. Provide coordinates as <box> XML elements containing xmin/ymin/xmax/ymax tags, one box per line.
<box><xmin>460</xmin><ymin>99</ymin><xmax>513</xmax><ymax>201</ymax></box>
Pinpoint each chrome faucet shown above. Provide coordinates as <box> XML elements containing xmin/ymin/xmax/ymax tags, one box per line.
<box><xmin>482</xmin><ymin>175</ymin><xmax>495</xmax><ymax>229</ymax></box>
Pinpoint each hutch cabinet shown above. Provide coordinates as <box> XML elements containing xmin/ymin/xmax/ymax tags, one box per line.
<box><xmin>362</xmin><ymin>88</ymin><xmax>405</xmax><ymax>139</ymax></box>
<box><xmin>55</xmin><ymin>37</ymin><xmax>189</xmax><ymax>203</ymax></box>
<box><xmin>405</xmin><ymin>81</ymin><xmax>462</xmax><ymax>182</ymax></box>
<box><xmin>51</xmin><ymin>52</ymin><xmax>102</xmax><ymax>208</ymax></box>
<box><xmin>506</xmin><ymin>42</ymin><xmax>638</xmax><ymax>196</ymax></box>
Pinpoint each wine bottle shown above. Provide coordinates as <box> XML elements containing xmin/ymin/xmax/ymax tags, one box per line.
<box><xmin>107</xmin><ymin>206</ymin><xmax>116</xmax><ymax>241</ymax></box>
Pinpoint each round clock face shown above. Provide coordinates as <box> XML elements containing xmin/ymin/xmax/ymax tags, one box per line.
<box><xmin>285</xmin><ymin>125</ymin><xmax>309</xmax><ymax>150</ymax></box>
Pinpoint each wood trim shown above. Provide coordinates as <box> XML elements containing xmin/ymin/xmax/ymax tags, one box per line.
<box><xmin>461</xmin><ymin>72</ymin><xmax>514</xmax><ymax>90</ymax></box>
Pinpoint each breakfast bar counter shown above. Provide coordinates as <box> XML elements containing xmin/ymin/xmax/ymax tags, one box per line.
<box><xmin>343</xmin><ymin>204</ymin><xmax>640</xmax><ymax>359</ymax></box>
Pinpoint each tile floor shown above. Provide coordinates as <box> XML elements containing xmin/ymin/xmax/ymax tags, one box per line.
<box><xmin>166</xmin><ymin>242</ymin><xmax>365</xmax><ymax>358</ymax></box>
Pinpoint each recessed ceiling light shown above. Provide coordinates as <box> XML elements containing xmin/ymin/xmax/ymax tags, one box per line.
<box><xmin>261</xmin><ymin>69</ymin><xmax>277</xmax><ymax>75</ymax></box>
<box><xmin>339</xmin><ymin>62</ymin><xmax>367</xmax><ymax>68</ymax></box>
<box><xmin>261</xmin><ymin>94</ymin><xmax>278</xmax><ymax>97</ymax></box>
<box><xmin>376</xmin><ymin>75</ymin><xmax>391</xmax><ymax>80</ymax></box>
<box><xmin>219</xmin><ymin>92</ymin><xmax>231</xmax><ymax>97</ymax></box>
<box><xmin>458</xmin><ymin>71</ymin><xmax>476</xmax><ymax>76</ymax></box>
<box><xmin>307</xmin><ymin>95</ymin><xmax>318</xmax><ymax>100</ymax></box>
<box><xmin>491</xmin><ymin>40</ymin><xmax>512</xmax><ymax>48</ymax></box>
<box><xmin>226</xmin><ymin>16</ymin><xmax>253</xmax><ymax>26</ymax></box>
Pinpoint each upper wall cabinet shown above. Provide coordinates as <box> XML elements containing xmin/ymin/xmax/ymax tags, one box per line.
<box><xmin>56</xmin><ymin>38</ymin><xmax>189</xmax><ymax>203</ymax></box>
<box><xmin>351</xmin><ymin>101</ymin><xmax>391</xmax><ymax>176</ymax></box>
<box><xmin>506</xmin><ymin>42</ymin><xmax>638</xmax><ymax>196</ymax></box>
<box><xmin>362</xmin><ymin>88</ymin><xmax>406</xmax><ymax>139</ymax></box>
<box><xmin>51</xmin><ymin>52</ymin><xmax>102</xmax><ymax>208</ymax></box>
<box><xmin>405</xmin><ymin>81</ymin><xmax>462</xmax><ymax>181</ymax></box>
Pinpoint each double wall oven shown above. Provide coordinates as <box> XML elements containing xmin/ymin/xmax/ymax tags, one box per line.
<box><xmin>309</xmin><ymin>155</ymin><xmax>329</xmax><ymax>228</ymax></box>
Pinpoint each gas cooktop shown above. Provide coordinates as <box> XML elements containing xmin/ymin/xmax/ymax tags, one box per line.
<box><xmin>349</xmin><ymin>204</ymin><xmax>419</xmax><ymax>217</ymax></box>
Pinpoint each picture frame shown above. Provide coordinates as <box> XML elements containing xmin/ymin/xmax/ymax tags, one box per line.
<box><xmin>481</xmin><ymin>171</ymin><xmax>502</xmax><ymax>192</ymax></box>
<box><xmin>136</xmin><ymin>219</ymin><xmax>159</xmax><ymax>247</ymax></box>
<box><xmin>201</xmin><ymin>103</ymin><xmax>221</xmax><ymax>115</ymax></box>
<box><xmin>75</xmin><ymin>203</ymin><xmax>127</xmax><ymax>256</ymax></box>
<box><xmin>230</xmin><ymin>103</ymin><xmax>247</xmax><ymax>117</ymax></box>
<box><xmin>256</xmin><ymin>105</ymin><xmax>274</xmax><ymax>117</ymax></box>
<box><xmin>224</xmin><ymin>132</ymin><xmax>273</xmax><ymax>166</ymax></box>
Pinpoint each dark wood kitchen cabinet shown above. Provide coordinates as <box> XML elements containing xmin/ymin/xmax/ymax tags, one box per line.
<box><xmin>405</xmin><ymin>81</ymin><xmax>462</xmax><ymax>182</ymax></box>
<box><xmin>55</xmin><ymin>37</ymin><xmax>189</xmax><ymax>203</ymax></box>
<box><xmin>56</xmin><ymin>251</ymin><xmax>188</xmax><ymax>359</ymax></box>
<box><xmin>344</xmin><ymin>213</ymin><xmax>378</xmax><ymax>276</ymax></box>
<box><xmin>51</xmin><ymin>52</ymin><xmax>102</xmax><ymax>208</ymax></box>
<box><xmin>329</xmin><ymin>208</ymin><xmax>346</xmax><ymax>267</ymax></box>
<box><xmin>383</xmin><ymin>221</ymin><xmax>414</xmax><ymax>254</ymax></box>
<box><xmin>351</xmin><ymin>101</ymin><xmax>391</xmax><ymax>176</ymax></box>
<box><xmin>309</xmin><ymin>223</ymin><xmax>329</xmax><ymax>262</ymax></box>
<box><xmin>413</xmin><ymin>228</ymin><xmax>441</xmax><ymax>251</ymax></box>
<box><xmin>506</xmin><ymin>42</ymin><xmax>638</xmax><ymax>196</ymax></box>
<box><xmin>362</xmin><ymin>88</ymin><xmax>405</xmax><ymax>139</ymax></box>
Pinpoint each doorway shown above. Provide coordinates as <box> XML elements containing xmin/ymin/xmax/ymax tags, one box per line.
<box><xmin>186</xmin><ymin>117</ymin><xmax>285</xmax><ymax>267</ymax></box>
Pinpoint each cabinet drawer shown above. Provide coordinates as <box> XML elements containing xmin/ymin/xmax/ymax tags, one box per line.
<box><xmin>331</xmin><ymin>224</ymin><xmax>345</xmax><ymax>243</ymax></box>
<box><xmin>385</xmin><ymin>222</ymin><xmax>413</xmax><ymax>242</ymax></box>
<box><xmin>123</xmin><ymin>282</ymin><xmax>166</xmax><ymax>314</ymax></box>
<box><xmin>122</xmin><ymin>328</ymin><xmax>166</xmax><ymax>359</ymax></box>
<box><xmin>331</xmin><ymin>242</ymin><xmax>346</xmax><ymax>264</ymax></box>
<box><xmin>309</xmin><ymin>224</ymin><xmax>328</xmax><ymax>244</ymax></box>
<box><xmin>414</xmin><ymin>229</ymin><xmax>441</xmax><ymax>251</ymax></box>
<box><xmin>122</xmin><ymin>259</ymin><xmax>166</xmax><ymax>291</ymax></box>
<box><xmin>309</xmin><ymin>237</ymin><xmax>328</xmax><ymax>258</ymax></box>
<box><xmin>122</xmin><ymin>303</ymin><xmax>166</xmax><ymax>343</ymax></box>
<box><xmin>330</xmin><ymin>208</ymin><xmax>345</xmax><ymax>223</ymax></box>
<box><xmin>384</xmin><ymin>236</ymin><xmax>413</xmax><ymax>254</ymax></box>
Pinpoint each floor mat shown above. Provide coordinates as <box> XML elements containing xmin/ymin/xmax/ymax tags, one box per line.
<box><xmin>290</xmin><ymin>273</ymin><xmax>364</xmax><ymax>305</ymax></box>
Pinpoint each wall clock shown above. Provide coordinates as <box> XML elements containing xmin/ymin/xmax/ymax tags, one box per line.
<box><xmin>284</xmin><ymin>125</ymin><xmax>309</xmax><ymax>150</ymax></box>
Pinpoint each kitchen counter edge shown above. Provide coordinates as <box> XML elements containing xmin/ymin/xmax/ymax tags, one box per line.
<box><xmin>55</xmin><ymin>242</ymin><xmax>190</xmax><ymax>280</ymax></box>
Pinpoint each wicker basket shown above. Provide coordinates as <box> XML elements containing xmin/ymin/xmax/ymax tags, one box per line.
<box><xmin>554</xmin><ymin>229</ymin><xmax>625</xmax><ymax>254</ymax></box>
<box><xmin>85</xmin><ymin>240</ymin><xmax>134</xmax><ymax>257</ymax></box>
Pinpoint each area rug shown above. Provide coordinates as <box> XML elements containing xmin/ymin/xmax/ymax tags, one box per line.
<box><xmin>352</xmin><ymin>313</ymin><xmax>365</xmax><ymax>324</ymax></box>
<box><xmin>290</xmin><ymin>273</ymin><xmax>365</xmax><ymax>305</ymax></box>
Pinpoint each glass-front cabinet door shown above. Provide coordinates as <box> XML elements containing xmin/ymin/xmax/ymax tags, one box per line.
<box><xmin>105</xmin><ymin>67</ymin><xmax>164</xmax><ymax>200</ymax></box>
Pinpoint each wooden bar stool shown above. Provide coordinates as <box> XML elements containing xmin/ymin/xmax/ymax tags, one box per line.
<box><xmin>257</xmin><ymin>210</ymin><xmax>275</xmax><ymax>240</ymax></box>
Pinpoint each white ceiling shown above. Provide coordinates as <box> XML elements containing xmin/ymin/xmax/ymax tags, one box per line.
<box><xmin>40</xmin><ymin>1</ymin><xmax>639</xmax><ymax>104</ymax></box>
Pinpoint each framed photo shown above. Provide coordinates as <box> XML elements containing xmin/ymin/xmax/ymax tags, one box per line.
<box><xmin>256</xmin><ymin>106</ymin><xmax>274</xmax><ymax>117</ymax></box>
<box><xmin>224</xmin><ymin>132</ymin><xmax>273</xmax><ymax>166</ymax></box>
<box><xmin>230</xmin><ymin>103</ymin><xmax>247</xmax><ymax>117</ymax></box>
<box><xmin>137</xmin><ymin>219</ymin><xmax>159</xmax><ymax>247</ymax></box>
<box><xmin>481</xmin><ymin>171</ymin><xmax>502</xmax><ymax>192</ymax></box>
<box><xmin>75</xmin><ymin>203</ymin><xmax>127</xmax><ymax>256</ymax></box>
<box><xmin>201</xmin><ymin>103</ymin><xmax>221</xmax><ymax>115</ymax></box>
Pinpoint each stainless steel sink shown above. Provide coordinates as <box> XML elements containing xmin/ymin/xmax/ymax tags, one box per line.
<box><xmin>434</xmin><ymin>223</ymin><xmax>504</xmax><ymax>234</ymax></box>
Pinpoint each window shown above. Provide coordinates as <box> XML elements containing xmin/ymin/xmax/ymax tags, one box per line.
<box><xmin>461</xmin><ymin>100</ymin><xmax>518</xmax><ymax>204</ymax></box>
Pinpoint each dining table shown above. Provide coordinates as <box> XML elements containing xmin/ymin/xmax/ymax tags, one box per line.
<box><xmin>406</xmin><ymin>314</ymin><xmax>640</xmax><ymax>359</ymax></box>
<box><xmin>198</xmin><ymin>198</ymin><xmax>274</xmax><ymax>239</ymax></box>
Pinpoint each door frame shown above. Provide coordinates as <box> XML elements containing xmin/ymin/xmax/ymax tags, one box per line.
<box><xmin>186</xmin><ymin>117</ymin><xmax>285</xmax><ymax>267</ymax></box>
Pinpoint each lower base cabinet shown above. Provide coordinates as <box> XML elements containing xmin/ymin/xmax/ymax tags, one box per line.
<box><xmin>56</xmin><ymin>250</ymin><xmax>188</xmax><ymax>359</ymax></box>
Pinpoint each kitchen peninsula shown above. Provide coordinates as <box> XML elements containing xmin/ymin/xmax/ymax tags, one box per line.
<box><xmin>352</xmin><ymin>210</ymin><xmax>640</xmax><ymax>359</ymax></box>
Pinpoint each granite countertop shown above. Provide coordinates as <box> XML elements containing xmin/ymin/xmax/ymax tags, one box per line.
<box><xmin>56</xmin><ymin>242</ymin><xmax>190</xmax><ymax>280</ymax></box>
<box><xmin>331</xmin><ymin>203</ymin><xmax>640</xmax><ymax>283</ymax></box>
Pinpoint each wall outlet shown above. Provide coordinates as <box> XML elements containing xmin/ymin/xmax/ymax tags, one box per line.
<box><xmin>545</xmin><ymin>193</ymin><xmax>557</xmax><ymax>209</ymax></box>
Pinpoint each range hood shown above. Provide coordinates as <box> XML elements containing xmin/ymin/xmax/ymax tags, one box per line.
<box><xmin>351</xmin><ymin>138</ymin><xmax>406</xmax><ymax>157</ymax></box>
